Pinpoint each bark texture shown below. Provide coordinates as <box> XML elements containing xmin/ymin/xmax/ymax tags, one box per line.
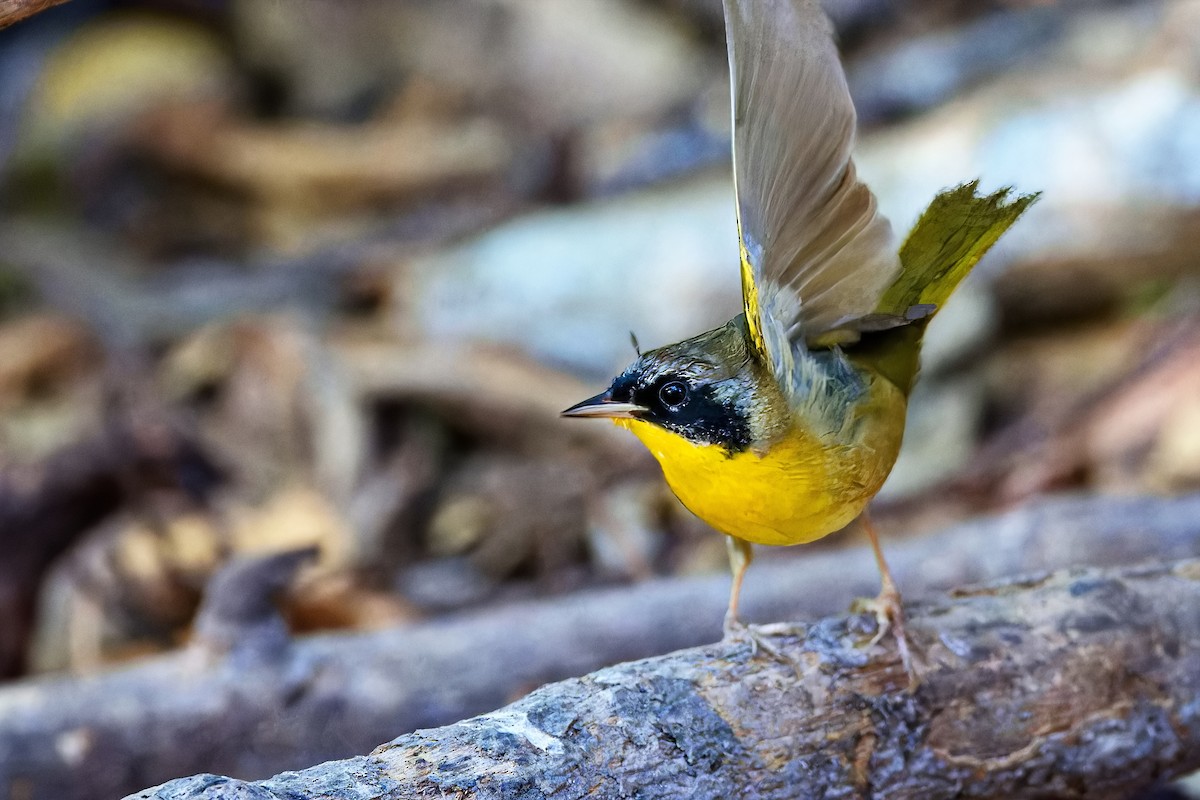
<box><xmin>3</xmin><ymin>494</ymin><xmax>1200</xmax><ymax>799</ymax></box>
<box><xmin>134</xmin><ymin>559</ymin><xmax>1200</xmax><ymax>799</ymax></box>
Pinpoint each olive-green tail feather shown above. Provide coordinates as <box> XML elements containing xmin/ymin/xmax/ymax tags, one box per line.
<box><xmin>850</xmin><ymin>181</ymin><xmax>1039</xmax><ymax>395</ymax></box>
<box><xmin>882</xmin><ymin>181</ymin><xmax>1040</xmax><ymax>316</ymax></box>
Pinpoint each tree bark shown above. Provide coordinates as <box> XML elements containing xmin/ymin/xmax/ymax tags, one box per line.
<box><xmin>3</xmin><ymin>494</ymin><xmax>1200</xmax><ymax>799</ymax></box>
<box><xmin>133</xmin><ymin>558</ymin><xmax>1200</xmax><ymax>799</ymax></box>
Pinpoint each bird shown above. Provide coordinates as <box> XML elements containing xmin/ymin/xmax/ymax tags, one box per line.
<box><xmin>562</xmin><ymin>0</ymin><xmax>1036</xmax><ymax>678</ymax></box>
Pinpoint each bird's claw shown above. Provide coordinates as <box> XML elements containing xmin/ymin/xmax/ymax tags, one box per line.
<box><xmin>723</xmin><ymin>616</ymin><xmax>801</xmax><ymax>673</ymax></box>
<box><xmin>852</xmin><ymin>587</ymin><xmax>919</xmax><ymax>689</ymax></box>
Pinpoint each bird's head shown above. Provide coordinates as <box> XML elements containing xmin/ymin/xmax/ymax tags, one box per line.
<box><xmin>562</xmin><ymin>317</ymin><xmax>780</xmax><ymax>455</ymax></box>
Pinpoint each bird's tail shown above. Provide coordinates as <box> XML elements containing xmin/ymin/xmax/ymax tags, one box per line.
<box><xmin>850</xmin><ymin>182</ymin><xmax>1038</xmax><ymax>395</ymax></box>
<box><xmin>880</xmin><ymin>181</ymin><xmax>1039</xmax><ymax>317</ymax></box>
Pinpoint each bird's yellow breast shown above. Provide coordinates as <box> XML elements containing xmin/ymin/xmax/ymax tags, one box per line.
<box><xmin>616</xmin><ymin>384</ymin><xmax>905</xmax><ymax>547</ymax></box>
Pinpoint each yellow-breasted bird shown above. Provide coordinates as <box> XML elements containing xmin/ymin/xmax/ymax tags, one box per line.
<box><xmin>563</xmin><ymin>0</ymin><xmax>1036</xmax><ymax>675</ymax></box>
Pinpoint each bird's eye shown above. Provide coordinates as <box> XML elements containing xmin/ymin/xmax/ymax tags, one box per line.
<box><xmin>658</xmin><ymin>381</ymin><xmax>688</xmax><ymax>408</ymax></box>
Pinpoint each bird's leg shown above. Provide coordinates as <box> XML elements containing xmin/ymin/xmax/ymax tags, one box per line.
<box><xmin>852</xmin><ymin>512</ymin><xmax>918</xmax><ymax>686</ymax></box>
<box><xmin>723</xmin><ymin>536</ymin><xmax>752</xmax><ymax>634</ymax></box>
<box><xmin>722</xmin><ymin>537</ymin><xmax>788</xmax><ymax>661</ymax></box>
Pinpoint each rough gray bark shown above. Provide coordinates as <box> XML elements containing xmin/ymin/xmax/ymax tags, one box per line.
<box><xmin>3</xmin><ymin>494</ymin><xmax>1200</xmax><ymax>799</ymax></box>
<box><xmin>133</xmin><ymin>558</ymin><xmax>1200</xmax><ymax>799</ymax></box>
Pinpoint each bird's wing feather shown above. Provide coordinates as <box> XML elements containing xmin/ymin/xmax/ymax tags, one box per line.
<box><xmin>725</xmin><ymin>0</ymin><xmax>900</xmax><ymax>385</ymax></box>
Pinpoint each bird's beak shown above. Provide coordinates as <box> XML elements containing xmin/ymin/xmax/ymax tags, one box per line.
<box><xmin>561</xmin><ymin>392</ymin><xmax>646</xmax><ymax>419</ymax></box>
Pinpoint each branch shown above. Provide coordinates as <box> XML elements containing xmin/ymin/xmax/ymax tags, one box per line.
<box><xmin>134</xmin><ymin>558</ymin><xmax>1200</xmax><ymax>799</ymax></box>
<box><xmin>4</xmin><ymin>494</ymin><xmax>1200</xmax><ymax>799</ymax></box>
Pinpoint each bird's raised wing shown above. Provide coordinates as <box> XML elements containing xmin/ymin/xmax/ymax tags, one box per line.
<box><xmin>725</xmin><ymin>0</ymin><xmax>901</xmax><ymax>376</ymax></box>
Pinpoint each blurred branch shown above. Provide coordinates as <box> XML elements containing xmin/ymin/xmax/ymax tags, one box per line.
<box><xmin>0</xmin><ymin>220</ymin><xmax>356</xmax><ymax>351</ymax></box>
<box><xmin>0</xmin><ymin>0</ymin><xmax>70</xmax><ymax>29</ymax></box>
<box><xmin>138</xmin><ymin>558</ymin><xmax>1200</xmax><ymax>800</ymax></box>
<box><xmin>4</xmin><ymin>494</ymin><xmax>1200</xmax><ymax>799</ymax></box>
<box><xmin>0</xmin><ymin>215</ymin><xmax>512</xmax><ymax>354</ymax></box>
<box><xmin>951</xmin><ymin>317</ymin><xmax>1200</xmax><ymax>505</ymax></box>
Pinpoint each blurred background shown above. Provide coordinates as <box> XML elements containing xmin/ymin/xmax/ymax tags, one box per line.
<box><xmin>2</xmin><ymin>0</ymin><xmax>1200</xmax><ymax>796</ymax></box>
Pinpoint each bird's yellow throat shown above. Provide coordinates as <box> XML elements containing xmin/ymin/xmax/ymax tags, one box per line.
<box><xmin>615</xmin><ymin>407</ymin><xmax>902</xmax><ymax>547</ymax></box>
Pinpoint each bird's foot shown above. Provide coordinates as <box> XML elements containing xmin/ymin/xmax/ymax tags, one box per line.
<box><xmin>723</xmin><ymin>614</ymin><xmax>801</xmax><ymax>673</ymax></box>
<box><xmin>851</xmin><ymin>586</ymin><xmax>919</xmax><ymax>689</ymax></box>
